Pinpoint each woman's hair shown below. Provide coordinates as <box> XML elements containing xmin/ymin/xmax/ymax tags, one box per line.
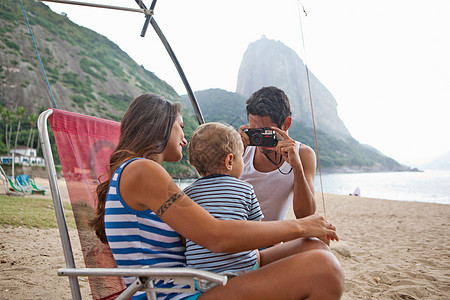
<box><xmin>91</xmin><ymin>93</ymin><xmax>181</xmax><ymax>243</ymax></box>
<box><xmin>246</xmin><ymin>86</ymin><xmax>292</xmax><ymax>128</ymax></box>
<box><xmin>188</xmin><ymin>122</ymin><xmax>241</xmax><ymax>177</ymax></box>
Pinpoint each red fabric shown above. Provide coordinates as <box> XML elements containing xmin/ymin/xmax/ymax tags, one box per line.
<box><xmin>49</xmin><ymin>109</ymin><xmax>126</xmax><ymax>299</ymax></box>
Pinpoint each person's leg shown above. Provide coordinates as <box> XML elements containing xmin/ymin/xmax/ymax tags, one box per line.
<box><xmin>199</xmin><ymin>249</ymin><xmax>344</xmax><ymax>300</ymax></box>
<box><xmin>260</xmin><ymin>237</ymin><xmax>329</xmax><ymax>266</ymax></box>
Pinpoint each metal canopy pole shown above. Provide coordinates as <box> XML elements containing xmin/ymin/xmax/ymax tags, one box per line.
<box><xmin>38</xmin><ymin>0</ymin><xmax>205</xmax><ymax>124</ymax></box>
<box><xmin>39</xmin><ymin>0</ymin><xmax>205</xmax><ymax>125</ymax></box>
<box><xmin>149</xmin><ymin>18</ymin><xmax>205</xmax><ymax>125</ymax></box>
<box><xmin>134</xmin><ymin>0</ymin><xmax>205</xmax><ymax>125</ymax></box>
<box><xmin>135</xmin><ymin>0</ymin><xmax>158</xmax><ymax>37</ymax></box>
<box><xmin>38</xmin><ymin>0</ymin><xmax>148</xmax><ymax>14</ymax></box>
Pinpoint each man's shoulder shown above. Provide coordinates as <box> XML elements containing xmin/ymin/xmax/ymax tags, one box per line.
<box><xmin>298</xmin><ymin>142</ymin><xmax>315</xmax><ymax>155</ymax></box>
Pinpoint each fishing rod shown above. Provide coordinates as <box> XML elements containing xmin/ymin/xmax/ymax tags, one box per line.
<box><xmin>297</xmin><ymin>1</ymin><xmax>327</xmax><ymax>218</ymax></box>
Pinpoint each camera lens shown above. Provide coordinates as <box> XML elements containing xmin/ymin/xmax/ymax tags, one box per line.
<box><xmin>251</xmin><ymin>133</ymin><xmax>262</xmax><ymax>145</ymax></box>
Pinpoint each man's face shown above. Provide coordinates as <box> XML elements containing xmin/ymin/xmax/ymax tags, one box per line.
<box><xmin>248</xmin><ymin>114</ymin><xmax>277</xmax><ymax>129</ymax></box>
<box><xmin>248</xmin><ymin>114</ymin><xmax>278</xmax><ymax>153</ymax></box>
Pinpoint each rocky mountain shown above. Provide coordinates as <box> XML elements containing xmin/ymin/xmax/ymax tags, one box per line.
<box><xmin>236</xmin><ymin>36</ymin><xmax>351</xmax><ymax>139</ymax></box>
<box><xmin>181</xmin><ymin>89</ymin><xmax>410</xmax><ymax>172</ymax></box>
<box><xmin>422</xmin><ymin>151</ymin><xmax>450</xmax><ymax>170</ymax></box>
<box><xmin>179</xmin><ymin>38</ymin><xmax>412</xmax><ymax>172</ymax></box>
<box><xmin>0</xmin><ymin>0</ymin><xmax>178</xmax><ymax>121</ymax></box>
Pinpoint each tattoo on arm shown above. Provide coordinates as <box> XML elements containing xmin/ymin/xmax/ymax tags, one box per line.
<box><xmin>155</xmin><ymin>191</ymin><xmax>185</xmax><ymax>217</ymax></box>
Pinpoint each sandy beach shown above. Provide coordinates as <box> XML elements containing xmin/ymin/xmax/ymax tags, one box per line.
<box><xmin>0</xmin><ymin>178</ymin><xmax>449</xmax><ymax>299</ymax></box>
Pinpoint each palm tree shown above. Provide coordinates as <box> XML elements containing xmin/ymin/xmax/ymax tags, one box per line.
<box><xmin>2</xmin><ymin>108</ymin><xmax>12</xmax><ymax>150</ymax></box>
<box><xmin>26</xmin><ymin>113</ymin><xmax>37</xmax><ymax>149</ymax></box>
<box><xmin>0</xmin><ymin>106</ymin><xmax>3</xmax><ymax>145</ymax></box>
<box><xmin>13</xmin><ymin>106</ymin><xmax>26</xmax><ymax>151</ymax></box>
<box><xmin>9</xmin><ymin>112</ymin><xmax>15</xmax><ymax>150</ymax></box>
<box><xmin>0</xmin><ymin>106</ymin><xmax>6</xmax><ymax>153</ymax></box>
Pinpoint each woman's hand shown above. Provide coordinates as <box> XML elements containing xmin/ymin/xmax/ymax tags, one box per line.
<box><xmin>297</xmin><ymin>214</ymin><xmax>339</xmax><ymax>241</ymax></box>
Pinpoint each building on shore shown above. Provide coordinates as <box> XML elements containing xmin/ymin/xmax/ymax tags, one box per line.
<box><xmin>0</xmin><ymin>147</ymin><xmax>45</xmax><ymax>166</ymax></box>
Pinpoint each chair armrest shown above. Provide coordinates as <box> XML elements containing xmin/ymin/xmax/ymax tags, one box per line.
<box><xmin>58</xmin><ymin>267</ymin><xmax>227</xmax><ymax>300</ymax></box>
<box><xmin>58</xmin><ymin>267</ymin><xmax>228</xmax><ymax>286</ymax></box>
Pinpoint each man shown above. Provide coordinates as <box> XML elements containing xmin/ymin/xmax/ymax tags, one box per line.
<box><xmin>239</xmin><ymin>86</ymin><xmax>317</xmax><ymax>221</ymax></box>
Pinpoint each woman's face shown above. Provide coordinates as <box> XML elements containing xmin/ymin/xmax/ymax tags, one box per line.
<box><xmin>164</xmin><ymin>114</ymin><xmax>187</xmax><ymax>162</ymax></box>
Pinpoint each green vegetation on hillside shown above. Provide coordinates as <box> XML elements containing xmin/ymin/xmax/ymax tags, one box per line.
<box><xmin>0</xmin><ymin>0</ymin><xmax>179</xmax><ymax>119</ymax></box>
<box><xmin>0</xmin><ymin>0</ymin><xmax>199</xmax><ymax>177</ymax></box>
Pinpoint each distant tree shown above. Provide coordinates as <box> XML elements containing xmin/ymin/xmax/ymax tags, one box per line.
<box><xmin>9</xmin><ymin>113</ymin><xmax>15</xmax><ymax>149</ymax></box>
<box><xmin>0</xmin><ymin>106</ymin><xmax>3</xmax><ymax>141</ymax></box>
<box><xmin>0</xmin><ymin>106</ymin><xmax>5</xmax><ymax>153</ymax></box>
<box><xmin>14</xmin><ymin>106</ymin><xmax>26</xmax><ymax>150</ymax></box>
<box><xmin>2</xmin><ymin>108</ymin><xmax>13</xmax><ymax>150</ymax></box>
<box><xmin>26</xmin><ymin>113</ymin><xmax>37</xmax><ymax>149</ymax></box>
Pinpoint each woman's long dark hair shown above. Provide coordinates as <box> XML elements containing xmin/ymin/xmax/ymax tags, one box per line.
<box><xmin>91</xmin><ymin>93</ymin><xmax>181</xmax><ymax>243</ymax></box>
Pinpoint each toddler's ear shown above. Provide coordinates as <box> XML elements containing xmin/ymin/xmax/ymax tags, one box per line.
<box><xmin>225</xmin><ymin>153</ymin><xmax>234</xmax><ymax>171</ymax></box>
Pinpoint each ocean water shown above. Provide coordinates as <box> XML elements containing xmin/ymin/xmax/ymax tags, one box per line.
<box><xmin>315</xmin><ymin>170</ymin><xmax>450</xmax><ymax>205</ymax></box>
<box><xmin>177</xmin><ymin>170</ymin><xmax>450</xmax><ymax>205</ymax></box>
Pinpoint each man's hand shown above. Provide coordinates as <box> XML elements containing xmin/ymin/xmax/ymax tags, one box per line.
<box><xmin>271</xmin><ymin>127</ymin><xmax>301</xmax><ymax>169</ymax></box>
<box><xmin>239</xmin><ymin>125</ymin><xmax>250</xmax><ymax>151</ymax></box>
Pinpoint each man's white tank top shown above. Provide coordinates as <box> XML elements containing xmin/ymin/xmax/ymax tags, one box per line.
<box><xmin>240</xmin><ymin>141</ymin><xmax>300</xmax><ymax>221</ymax></box>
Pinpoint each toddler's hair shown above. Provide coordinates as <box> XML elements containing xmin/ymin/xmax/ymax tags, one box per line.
<box><xmin>188</xmin><ymin>122</ymin><xmax>242</xmax><ymax>177</ymax></box>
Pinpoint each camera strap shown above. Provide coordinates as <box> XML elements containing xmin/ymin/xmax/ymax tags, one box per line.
<box><xmin>262</xmin><ymin>151</ymin><xmax>293</xmax><ymax>175</ymax></box>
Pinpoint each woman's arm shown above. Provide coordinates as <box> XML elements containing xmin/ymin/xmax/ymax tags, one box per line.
<box><xmin>120</xmin><ymin>159</ymin><xmax>337</xmax><ymax>253</ymax></box>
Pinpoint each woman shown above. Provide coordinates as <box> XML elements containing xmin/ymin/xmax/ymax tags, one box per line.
<box><xmin>91</xmin><ymin>93</ymin><xmax>344</xmax><ymax>300</ymax></box>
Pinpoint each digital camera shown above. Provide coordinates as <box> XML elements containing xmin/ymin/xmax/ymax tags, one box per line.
<box><xmin>244</xmin><ymin>128</ymin><xmax>278</xmax><ymax>147</ymax></box>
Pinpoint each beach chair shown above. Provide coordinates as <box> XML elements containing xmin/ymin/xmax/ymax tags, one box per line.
<box><xmin>0</xmin><ymin>165</ymin><xmax>23</xmax><ymax>196</ymax></box>
<box><xmin>9</xmin><ymin>176</ymin><xmax>25</xmax><ymax>193</ymax></box>
<box><xmin>29</xmin><ymin>177</ymin><xmax>47</xmax><ymax>195</ymax></box>
<box><xmin>15</xmin><ymin>174</ymin><xmax>47</xmax><ymax>195</ymax></box>
<box><xmin>0</xmin><ymin>165</ymin><xmax>25</xmax><ymax>196</ymax></box>
<box><xmin>0</xmin><ymin>168</ymin><xmax>7</xmax><ymax>194</ymax></box>
<box><xmin>37</xmin><ymin>108</ymin><xmax>227</xmax><ymax>300</ymax></box>
<box><xmin>15</xmin><ymin>174</ymin><xmax>34</xmax><ymax>193</ymax></box>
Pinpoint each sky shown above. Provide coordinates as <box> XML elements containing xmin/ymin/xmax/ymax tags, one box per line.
<box><xmin>42</xmin><ymin>0</ymin><xmax>450</xmax><ymax>167</ymax></box>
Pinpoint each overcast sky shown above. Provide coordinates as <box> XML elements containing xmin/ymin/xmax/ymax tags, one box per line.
<box><xmin>43</xmin><ymin>0</ymin><xmax>450</xmax><ymax>167</ymax></box>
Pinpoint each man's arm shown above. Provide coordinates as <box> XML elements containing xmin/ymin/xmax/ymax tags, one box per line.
<box><xmin>271</xmin><ymin>127</ymin><xmax>316</xmax><ymax>219</ymax></box>
<box><xmin>292</xmin><ymin>145</ymin><xmax>316</xmax><ymax>218</ymax></box>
